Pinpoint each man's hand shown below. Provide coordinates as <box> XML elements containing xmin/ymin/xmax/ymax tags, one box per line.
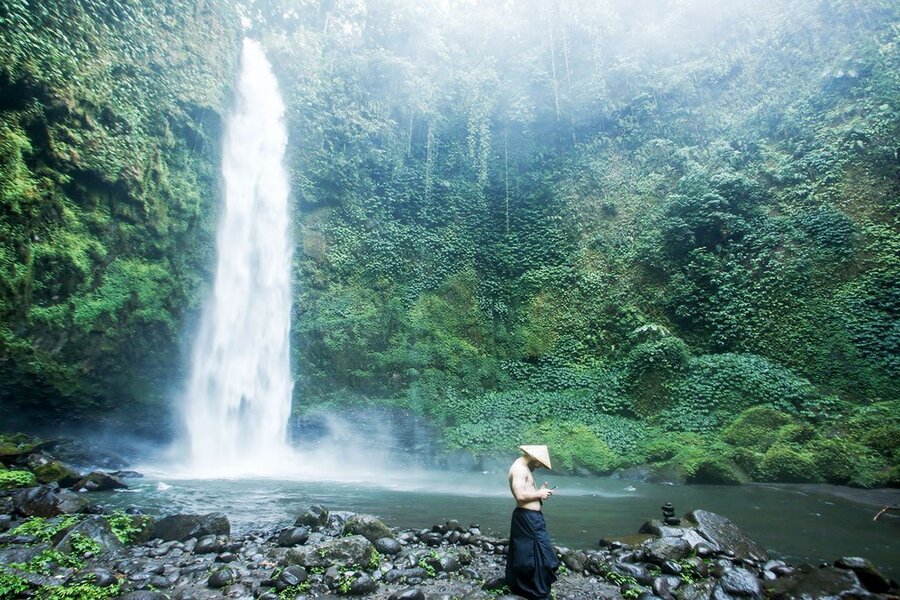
<box><xmin>537</xmin><ymin>482</ymin><xmax>555</xmax><ymax>500</ymax></box>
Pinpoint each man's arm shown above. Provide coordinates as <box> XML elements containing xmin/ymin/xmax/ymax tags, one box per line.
<box><xmin>511</xmin><ymin>466</ymin><xmax>553</xmax><ymax>503</ymax></box>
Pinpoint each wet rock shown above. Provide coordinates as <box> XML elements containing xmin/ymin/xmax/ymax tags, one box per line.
<box><xmin>215</xmin><ymin>551</ymin><xmax>236</xmax><ymax>562</ymax></box>
<box><xmin>277</xmin><ymin>526</ymin><xmax>310</xmax><ymax>547</ymax></box>
<box><xmin>349</xmin><ymin>572</ymin><xmax>377</xmax><ymax>595</ymax></box>
<box><xmin>72</xmin><ymin>471</ymin><xmax>128</xmax><ymax>492</ymax></box>
<box><xmin>0</xmin><ymin>515</ymin><xmax>11</xmax><ymax>532</ymax></box>
<box><xmin>12</xmin><ymin>484</ymin><xmax>89</xmax><ymax>516</ymax></box>
<box><xmin>208</xmin><ymin>567</ymin><xmax>238</xmax><ymax>588</ymax></box>
<box><xmin>295</xmin><ymin>504</ymin><xmax>329</xmax><ymax>528</ymax></box>
<box><xmin>388</xmin><ymin>588</ymin><xmax>426</xmax><ymax>600</ymax></box>
<box><xmin>833</xmin><ymin>556</ymin><xmax>891</xmax><ymax>593</ymax></box>
<box><xmin>75</xmin><ymin>568</ymin><xmax>118</xmax><ymax>587</ymax></box>
<box><xmin>285</xmin><ymin>535</ymin><xmax>374</xmax><ymax>569</ymax></box>
<box><xmin>275</xmin><ymin>565</ymin><xmax>308</xmax><ymax>590</ymax></box>
<box><xmin>438</xmin><ymin>554</ymin><xmax>460</xmax><ymax>573</ymax></box>
<box><xmin>0</xmin><ymin>543</ymin><xmax>51</xmax><ymax>564</ymax></box>
<box><xmin>481</xmin><ymin>575</ymin><xmax>507</xmax><ymax>591</ymax></box>
<box><xmin>29</xmin><ymin>457</ymin><xmax>81</xmax><ymax>487</ymax></box>
<box><xmin>54</xmin><ymin>515</ymin><xmax>125</xmax><ymax>555</ymax></box>
<box><xmin>375</xmin><ymin>536</ymin><xmax>402</xmax><ymax>555</ymax></box>
<box><xmin>420</xmin><ymin>532</ymin><xmax>444</xmax><ymax>547</ymax></box>
<box><xmin>712</xmin><ymin>567</ymin><xmax>763</xmax><ymax>599</ymax></box>
<box><xmin>384</xmin><ymin>567</ymin><xmax>429</xmax><ymax>584</ymax></box>
<box><xmin>558</xmin><ymin>547</ymin><xmax>587</xmax><ymax>572</ymax></box>
<box><xmin>119</xmin><ymin>592</ymin><xmax>170</xmax><ymax>600</ymax></box>
<box><xmin>342</xmin><ymin>514</ymin><xmax>393</xmax><ymax>542</ymax></box>
<box><xmin>763</xmin><ymin>564</ymin><xmax>868</xmax><ymax>600</ymax></box>
<box><xmin>676</xmin><ymin>579</ymin><xmax>716</xmax><ymax>600</ymax></box>
<box><xmin>683</xmin><ymin>511</ymin><xmax>768</xmax><ymax>562</ymax></box>
<box><xmin>654</xmin><ymin>575</ymin><xmax>683</xmax><ymax>600</ymax></box>
<box><xmin>193</xmin><ymin>535</ymin><xmax>223</xmax><ymax>554</ymax></box>
<box><xmin>644</xmin><ymin>537</ymin><xmax>692</xmax><ymax>563</ymax></box>
<box><xmin>661</xmin><ymin>560</ymin><xmax>683</xmax><ymax>576</ymax></box>
<box><xmin>151</xmin><ymin>512</ymin><xmax>230</xmax><ymax>541</ymax></box>
<box><xmin>615</xmin><ymin>562</ymin><xmax>654</xmax><ymax>586</ymax></box>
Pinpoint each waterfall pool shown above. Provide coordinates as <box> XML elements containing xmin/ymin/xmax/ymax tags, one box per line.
<box><xmin>92</xmin><ymin>471</ymin><xmax>899</xmax><ymax>578</ymax></box>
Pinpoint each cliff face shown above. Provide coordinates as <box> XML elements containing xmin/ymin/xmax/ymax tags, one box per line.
<box><xmin>0</xmin><ymin>0</ymin><xmax>242</xmax><ymax>432</ymax></box>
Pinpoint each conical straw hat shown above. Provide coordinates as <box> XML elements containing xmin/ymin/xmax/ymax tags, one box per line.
<box><xmin>519</xmin><ymin>445</ymin><xmax>552</xmax><ymax>470</ymax></box>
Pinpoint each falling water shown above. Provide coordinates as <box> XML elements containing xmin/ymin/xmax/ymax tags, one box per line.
<box><xmin>181</xmin><ymin>38</ymin><xmax>293</xmax><ymax>476</ymax></box>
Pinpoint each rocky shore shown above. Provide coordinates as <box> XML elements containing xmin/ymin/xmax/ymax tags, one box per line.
<box><xmin>1</xmin><ymin>435</ymin><xmax>898</xmax><ymax>599</ymax></box>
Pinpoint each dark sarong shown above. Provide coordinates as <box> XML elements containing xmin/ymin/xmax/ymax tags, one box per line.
<box><xmin>505</xmin><ymin>507</ymin><xmax>560</xmax><ymax>600</ymax></box>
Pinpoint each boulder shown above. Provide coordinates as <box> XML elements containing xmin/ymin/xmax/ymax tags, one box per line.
<box><xmin>388</xmin><ymin>588</ymin><xmax>425</xmax><ymax>600</ymax></box>
<box><xmin>277</xmin><ymin>526</ymin><xmax>310</xmax><ymax>547</ymax></box>
<box><xmin>72</xmin><ymin>472</ymin><xmax>128</xmax><ymax>492</ymax></box>
<box><xmin>712</xmin><ymin>568</ymin><xmax>763</xmax><ymax>600</ymax></box>
<box><xmin>193</xmin><ymin>535</ymin><xmax>224</xmax><ymax>554</ymax></box>
<box><xmin>349</xmin><ymin>572</ymin><xmax>377</xmax><ymax>595</ymax></box>
<box><xmin>29</xmin><ymin>457</ymin><xmax>81</xmax><ymax>487</ymax></box>
<box><xmin>683</xmin><ymin>510</ymin><xmax>769</xmax><ymax>562</ymax></box>
<box><xmin>676</xmin><ymin>579</ymin><xmax>716</xmax><ymax>600</ymax></box>
<box><xmin>833</xmin><ymin>556</ymin><xmax>891</xmax><ymax>593</ymax></box>
<box><xmin>53</xmin><ymin>515</ymin><xmax>124</xmax><ymax>555</ymax></box>
<box><xmin>342</xmin><ymin>514</ymin><xmax>393</xmax><ymax>542</ymax></box>
<box><xmin>0</xmin><ymin>543</ymin><xmax>51</xmax><ymax>564</ymax></box>
<box><xmin>285</xmin><ymin>535</ymin><xmax>375</xmax><ymax>569</ymax></box>
<box><xmin>151</xmin><ymin>513</ymin><xmax>230</xmax><ymax>541</ymax></box>
<box><xmin>295</xmin><ymin>504</ymin><xmax>329</xmax><ymax>528</ymax></box>
<box><xmin>615</xmin><ymin>562</ymin><xmax>654</xmax><ymax>586</ymax></box>
<box><xmin>118</xmin><ymin>592</ymin><xmax>170</xmax><ymax>600</ymax></box>
<box><xmin>643</xmin><ymin>537</ymin><xmax>692</xmax><ymax>563</ymax></box>
<box><xmin>374</xmin><ymin>537</ymin><xmax>402</xmax><ymax>555</ymax></box>
<box><xmin>763</xmin><ymin>564</ymin><xmax>867</xmax><ymax>600</ymax></box>
<box><xmin>12</xmin><ymin>484</ymin><xmax>89</xmax><ymax>516</ymax></box>
<box><xmin>558</xmin><ymin>547</ymin><xmax>587</xmax><ymax>572</ymax></box>
<box><xmin>208</xmin><ymin>567</ymin><xmax>238</xmax><ymax>588</ymax></box>
<box><xmin>274</xmin><ymin>565</ymin><xmax>308</xmax><ymax>591</ymax></box>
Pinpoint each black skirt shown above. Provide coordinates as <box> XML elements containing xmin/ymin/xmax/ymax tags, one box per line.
<box><xmin>505</xmin><ymin>507</ymin><xmax>560</xmax><ymax>600</ymax></box>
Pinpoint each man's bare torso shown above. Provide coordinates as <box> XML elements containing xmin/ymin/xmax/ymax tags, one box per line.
<box><xmin>508</xmin><ymin>456</ymin><xmax>542</xmax><ymax>511</ymax></box>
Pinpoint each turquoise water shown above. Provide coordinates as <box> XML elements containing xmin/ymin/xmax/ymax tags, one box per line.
<box><xmin>93</xmin><ymin>472</ymin><xmax>899</xmax><ymax>579</ymax></box>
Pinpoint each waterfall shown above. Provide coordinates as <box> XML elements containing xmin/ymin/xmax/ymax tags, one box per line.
<box><xmin>181</xmin><ymin>38</ymin><xmax>293</xmax><ymax>476</ymax></box>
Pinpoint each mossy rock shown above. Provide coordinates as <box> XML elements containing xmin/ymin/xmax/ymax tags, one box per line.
<box><xmin>684</xmin><ymin>457</ymin><xmax>749</xmax><ymax>485</ymax></box>
<box><xmin>32</xmin><ymin>461</ymin><xmax>81</xmax><ymax>487</ymax></box>
<box><xmin>809</xmin><ymin>438</ymin><xmax>883</xmax><ymax>486</ymax></box>
<box><xmin>0</xmin><ymin>468</ymin><xmax>36</xmax><ymax>489</ymax></box>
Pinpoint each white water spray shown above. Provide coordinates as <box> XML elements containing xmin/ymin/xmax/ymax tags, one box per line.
<box><xmin>181</xmin><ymin>38</ymin><xmax>293</xmax><ymax>477</ymax></box>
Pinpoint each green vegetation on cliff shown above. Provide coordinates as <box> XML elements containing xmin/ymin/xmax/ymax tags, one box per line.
<box><xmin>258</xmin><ymin>0</ymin><xmax>898</xmax><ymax>484</ymax></box>
<box><xmin>0</xmin><ymin>0</ymin><xmax>242</xmax><ymax>428</ymax></box>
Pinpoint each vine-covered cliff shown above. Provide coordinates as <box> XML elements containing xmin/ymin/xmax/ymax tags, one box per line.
<box><xmin>0</xmin><ymin>0</ymin><xmax>242</xmax><ymax>431</ymax></box>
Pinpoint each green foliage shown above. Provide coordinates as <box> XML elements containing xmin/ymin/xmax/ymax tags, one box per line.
<box><xmin>721</xmin><ymin>407</ymin><xmax>795</xmax><ymax>452</ymax></box>
<box><xmin>103</xmin><ymin>511</ymin><xmax>147</xmax><ymax>544</ymax></box>
<box><xmin>759</xmin><ymin>443</ymin><xmax>821</xmax><ymax>483</ymax></box>
<box><xmin>0</xmin><ymin>468</ymin><xmax>36</xmax><ymax>489</ymax></box>
<box><xmin>0</xmin><ymin>571</ymin><xmax>29</xmax><ymax>599</ymax></box>
<box><xmin>68</xmin><ymin>534</ymin><xmax>102</xmax><ymax>557</ymax></box>
<box><xmin>11</xmin><ymin>516</ymin><xmax>81</xmax><ymax>543</ymax></box>
<box><xmin>523</xmin><ymin>421</ymin><xmax>622</xmax><ymax>474</ymax></box>
<box><xmin>35</xmin><ymin>581</ymin><xmax>120</xmax><ymax>600</ymax></box>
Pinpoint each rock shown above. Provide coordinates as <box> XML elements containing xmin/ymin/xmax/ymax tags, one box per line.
<box><xmin>277</xmin><ymin>526</ymin><xmax>310</xmax><ymax>547</ymax></box>
<box><xmin>420</xmin><ymin>532</ymin><xmax>443</xmax><ymax>547</ymax></box>
<box><xmin>0</xmin><ymin>543</ymin><xmax>51</xmax><ymax>564</ymax></box>
<box><xmin>118</xmin><ymin>592</ymin><xmax>170</xmax><ymax>600</ymax></box>
<box><xmin>384</xmin><ymin>568</ymin><xmax>429</xmax><ymax>584</ymax></box>
<box><xmin>388</xmin><ymin>588</ymin><xmax>426</xmax><ymax>600</ymax></box>
<box><xmin>275</xmin><ymin>565</ymin><xmax>308</xmax><ymax>590</ymax></box>
<box><xmin>295</xmin><ymin>504</ymin><xmax>329</xmax><ymax>528</ymax></box>
<box><xmin>285</xmin><ymin>535</ymin><xmax>374</xmax><ymax>569</ymax></box>
<box><xmin>558</xmin><ymin>547</ymin><xmax>587</xmax><ymax>572</ymax></box>
<box><xmin>76</xmin><ymin>568</ymin><xmax>119</xmax><ymax>587</ymax></box>
<box><xmin>763</xmin><ymin>564</ymin><xmax>868</xmax><ymax>600</ymax></box>
<box><xmin>712</xmin><ymin>568</ymin><xmax>763</xmax><ymax>599</ymax></box>
<box><xmin>481</xmin><ymin>575</ymin><xmax>507</xmax><ymax>591</ymax></box>
<box><xmin>615</xmin><ymin>562</ymin><xmax>654</xmax><ymax>586</ymax></box>
<box><xmin>654</xmin><ymin>575</ymin><xmax>683</xmax><ymax>600</ymax></box>
<box><xmin>676</xmin><ymin>579</ymin><xmax>716</xmax><ymax>600</ymax></box>
<box><xmin>342</xmin><ymin>514</ymin><xmax>393</xmax><ymax>542</ymax></box>
<box><xmin>30</xmin><ymin>457</ymin><xmax>81</xmax><ymax>487</ymax></box>
<box><xmin>661</xmin><ymin>560</ymin><xmax>683</xmax><ymax>576</ymax></box>
<box><xmin>72</xmin><ymin>472</ymin><xmax>128</xmax><ymax>492</ymax></box>
<box><xmin>375</xmin><ymin>537</ymin><xmax>402</xmax><ymax>555</ymax></box>
<box><xmin>0</xmin><ymin>515</ymin><xmax>11</xmax><ymax>532</ymax></box>
<box><xmin>193</xmin><ymin>535</ymin><xmax>223</xmax><ymax>554</ymax></box>
<box><xmin>644</xmin><ymin>537</ymin><xmax>692</xmax><ymax>563</ymax></box>
<box><xmin>349</xmin><ymin>572</ymin><xmax>377</xmax><ymax>595</ymax></box>
<box><xmin>833</xmin><ymin>556</ymin><xmax>891</xmax><ymax>593</ymax></box>
<box><xmin>683</xmin><ymin>510</ymin><xmax>769</xmax><ymax>562</ymax></box>
<box><xmin>151</xmin><ymin>513</ymin><xmax>230</xmax><ymax>541</ymax></box>
<box><xmin>208</xmin><ymin>567</ymin><xmax>238</xmax><ymax>588</ymax></box>
<box><xmin>53</xmin><ymin>515</ymin><xmax>125</xmax><ymax>555</ymax></box>
<box><xmin>12</xmin><ymin>484</ymin><xmax>89</xmax><ymax>516</ymax></box>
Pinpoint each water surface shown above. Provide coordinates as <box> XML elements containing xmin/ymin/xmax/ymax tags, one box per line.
<box><xmin>95</xmin><ymin>472</ymin><xmax>899</xmax><ymax>578</ymax></box>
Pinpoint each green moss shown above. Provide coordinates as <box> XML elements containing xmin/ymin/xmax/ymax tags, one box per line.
<box><xmin>721</xmin><ymin>406</ymin><xmax>795</xmax><ymax>452</ymax></box>
<box><xmin>0</xmin><ymin>468</ymin><xmax>36</xmax><ymax>489</ymax></box>
<box><xmin>523</xmin><ymin>420</ymin><xmax>622</xmax><ymax>474</ymax></box>
<box><xmin>760</xmin><ymin>443</ymin><xmax>821</xmax><ymax>483</ymax></box>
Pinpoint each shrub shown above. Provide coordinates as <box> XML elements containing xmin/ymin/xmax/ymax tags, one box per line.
<box><xmin>523</xmin><ymin>420</ymin><xmax>622</xmax><ymax>474</ymax></box>
<box><xmin>0</xmin><ymin>468</ymin><xmax>36</xmax><ymax>489</ymax></box>
<box><xmin>760</xmin><ymin>443</ymin><xmax>821</xmax><ymax>482</ymax></box>
<box><xmin>721</xmin><ymin>406</ymin><xmax>795</xmax><ymax>452</ymax></box>
<box><xmin>624</xmin><ymin>337</ymin><xmax>690</xmax><ymax>416</ymax></box>
<box><xmin>684</xmin><ymin>456</ymin><xmax>748</xmax><ymax>485</ymax></box>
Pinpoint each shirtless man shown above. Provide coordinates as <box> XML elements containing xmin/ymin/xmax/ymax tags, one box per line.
<box><xmin>505</xmin><ymin>445</ymin><xmax>560</xmax><ymax>600</ymax></box>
